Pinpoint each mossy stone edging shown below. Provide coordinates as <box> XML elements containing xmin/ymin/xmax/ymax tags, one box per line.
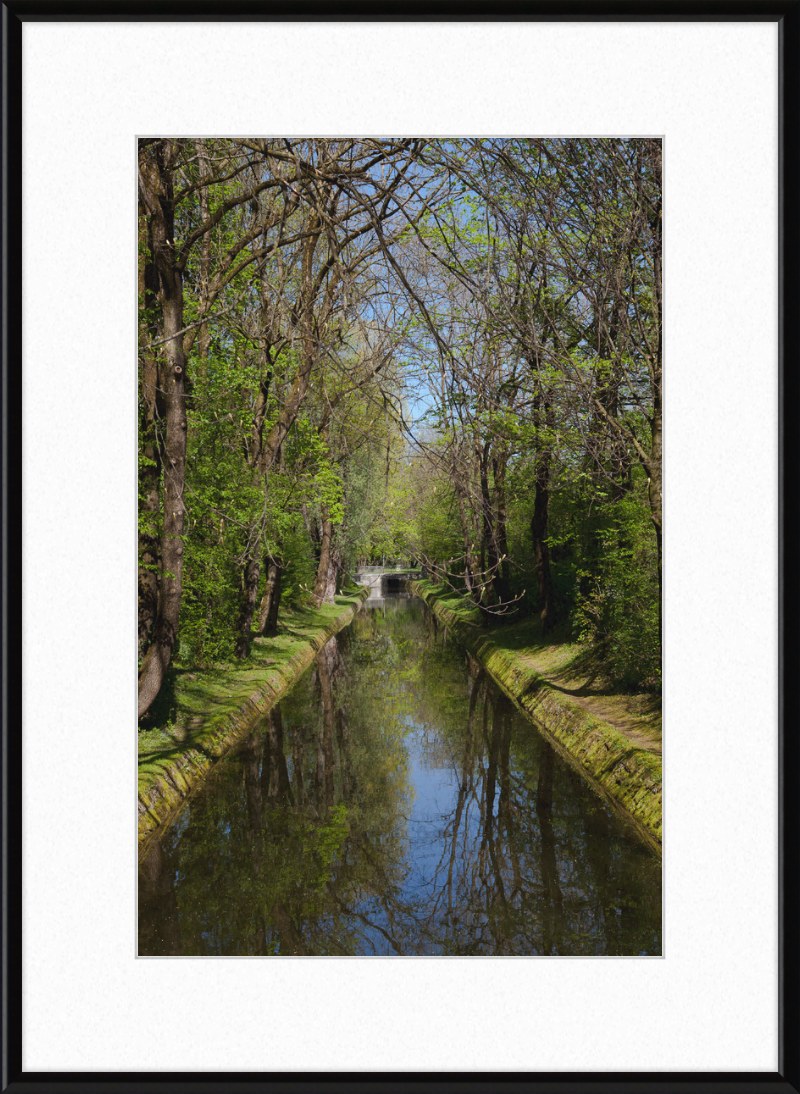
<box><xmin>411</xmin><ymin>581</ymin><xmax>662</xmax><ymax>856</ymax></box>
<box><xmin>138</xmin><ymin>590</ymin><xmax>369</xmax><ymax>858</ymax></box>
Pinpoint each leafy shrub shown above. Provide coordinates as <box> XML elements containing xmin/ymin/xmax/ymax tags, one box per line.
<box><xmin>574</xmin><ymin>495</ymin><xmax>661</xmax><ymax>691</ymax></box>
<box><xmin>280</xmin><ymin>528</ymin><xmax>319</xmax><ymax>608</ymax></box>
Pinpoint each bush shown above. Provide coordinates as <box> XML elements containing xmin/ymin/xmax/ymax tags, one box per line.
<box><xmin>574</xmin><ymin>495</ymin><xmax>661</xmax><ymax>692</ymax></box>
<box><xmin>177</xmin><ymin>535</ymin><xmax>240</xmax><ymax>668</ymax></box>
<box><xmin>280</xmin><ymin>529</ymin><xmax>318</xmax><ymax>608</ymax></box>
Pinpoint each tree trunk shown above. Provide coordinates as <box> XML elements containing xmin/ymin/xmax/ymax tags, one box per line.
<box><xmin>649</xmin><ymin>396</ymin><xmax>663</xmax><ymax>658</ymax></box>
<box><xmin>493</xmin><ymin>447</ymin><xmax>511</xmax><ymax>605</ymax></box>
<box><xmin>137</xmin><ymin>361</ymin><xmax>161</xmax><ymax>661</ymax></box>
<box><xmin>531</xmin><ymin>477</ymin><xmax>555</xmax><ymax>634</ymax></box>
<box><xmin>138</xmin><ymin>140</ymin><xmax>188</xmax><ymax>719</ymax></box>
<box><xmin>648</xmin><ymin>139</ymin><xmax>663</xmax><ymax>664</ymax></box>
<box><xmin>250</xmin><ymin>278</ymin><xmax>275</xmax><ymax>470</ymax></box>
<box><xmin>256</xmin><ymin>212</ymin><xmax>321</xmax><ymax>474</ymax></box>
<box><xmin>266</xmin><ymin>564</ymin><xmax>283</xmax><ymax>632</ymax></box>
<box><xmin>314</xmin><ymin>509</ymin><xmax>335</xmax><ymax>605</ymax></box>
<box><xmin>454</xmin><ymin>477</ymin><xmax>478</xmax><ymax>594</ymax></box>
<box><xmin>531</xmin><ymin>390</ymin><xmax>556</xmax><ymax>634</ymax></box>
<box><xmin>325</xmin><ymin>549</ymin><xmax>339</xmax><ymax>603</ymax></box>
<box><xmin>255</xmin><ymin>559</ymin><xmax>282</xmax><ymax>636</ymax></box>
<box><xmin>478</xmin><ymin>440</ymin><xmax>499</xmax><ymax>609</ymax></box>
<box><xmin>196</xmin><ymin>140</ymin><xmax>212</xmax><ymax>381</ymax></box>
<box><xmin>235</xmin><ymin>557</ymin><xmax>261</xmax><ymax>659</ymax></box>
<box><xmin>138</xmin><ymin>205</ymin><xmax>162</xmax><ymax>661</ymax></box>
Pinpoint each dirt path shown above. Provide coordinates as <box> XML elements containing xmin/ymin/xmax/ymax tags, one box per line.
<box><xmin>515</xmin><ymin>648</ymin><xmax>662</xmax><ymax>755</ymax></box>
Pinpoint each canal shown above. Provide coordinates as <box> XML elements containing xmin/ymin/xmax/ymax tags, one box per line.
<box><xmin>138</xmin><ymin>595</ymin><xmax>662</xmax><ymax>956</ymax></box>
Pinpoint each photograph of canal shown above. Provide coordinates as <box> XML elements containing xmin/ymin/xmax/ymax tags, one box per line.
<box><xmin>138</xmin><ymin>137</ymin><xmax>663</xmax><ymax>957</ymax></box>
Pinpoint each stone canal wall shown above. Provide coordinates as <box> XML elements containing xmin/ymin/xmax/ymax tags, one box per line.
<box><xmin>138</xmin><ymin>589</ymin><xmax>369</xmax><ymax>859</ymax></box>
<box><xmin>411</xmin><ymin>581</ymin><xmax>662</xmax><ymax>856</ymax></box>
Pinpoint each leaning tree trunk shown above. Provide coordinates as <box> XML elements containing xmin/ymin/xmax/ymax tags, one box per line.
<box><xmin>138</xmin><ymin>139</ymin><xmax>189</xmax><ymax>719</ymax></box>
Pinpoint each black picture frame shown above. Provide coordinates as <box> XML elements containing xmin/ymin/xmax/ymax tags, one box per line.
<box><xmin>2</xmin><ymin>2</ymin><xmax>795</xmax><ymax>1091</ymax></box>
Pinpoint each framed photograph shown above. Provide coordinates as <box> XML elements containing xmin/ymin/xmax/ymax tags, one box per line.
<box><xmin>3</xmin><ymin>2</ymin><xmax>794</xmax><ymax>1089</ymax></box>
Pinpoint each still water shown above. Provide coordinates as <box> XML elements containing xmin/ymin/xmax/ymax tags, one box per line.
<box><xmin>139</xmin><ymin>596</ymin><xmax>662</xmax><ymax>956</ymax></box>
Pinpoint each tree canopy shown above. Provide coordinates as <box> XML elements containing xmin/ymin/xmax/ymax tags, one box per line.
<box><xmin>138</xmin><ymin>137</ymin><xmax>662</xmax><ymax>720</ymax></box>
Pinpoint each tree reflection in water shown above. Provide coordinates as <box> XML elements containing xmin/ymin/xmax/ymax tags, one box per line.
<box><xmin>138</xmin><ymin>597</ymin><xmax>661</xmax><ymax>956</ymax></box>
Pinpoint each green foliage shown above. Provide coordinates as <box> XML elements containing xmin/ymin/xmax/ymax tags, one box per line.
<box><xmin>414</xmin><ymin>473</ymin><xmax>463</xmax><ymax>569</ymax></box>
<box><xmin>280</xmin><ymin>527</ymin><xmax>318</xmax><ymax>607</ymax></box>
<box><xmin>574</xmin><ymin>493</ymin><xmax>660</xmax><ymax>691</ymax></box>
<box><xmin>309</xmin><ymin>439</ymin><xmax>345</xmax><ymax>525</ymax></box>
<box><xmin>177</xmin><ymin>533</ymin><xmax>241</xmax><ymax>667</ymax></box>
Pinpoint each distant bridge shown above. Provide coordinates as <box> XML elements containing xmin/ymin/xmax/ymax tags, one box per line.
<box><xmin>353</xmin><ymin>567</ymin><xmax>422</xmax><ymax>595</ymax></box>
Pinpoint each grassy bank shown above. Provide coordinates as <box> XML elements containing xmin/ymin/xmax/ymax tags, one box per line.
<box><xmin>138</xmin><ymin>589</ymin><xmax>369</xmax><ymax>857</ymax></box>
<box><xmin>412</xmin><ymin>580</ymin><xmax>662</xmax><ymax>855</ymax></box>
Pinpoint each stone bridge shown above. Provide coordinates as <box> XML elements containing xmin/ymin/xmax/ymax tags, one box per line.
<box><xmin>353</xmin><ymin>567</ymin><xmax>421</xmax><ymax>597</ymax></box>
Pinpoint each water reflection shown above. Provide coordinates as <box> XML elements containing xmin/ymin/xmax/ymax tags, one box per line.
<box><xmin>139</xmin><ymin>597</ymin><xmax>661</xmax><ymax>956</ymax></box>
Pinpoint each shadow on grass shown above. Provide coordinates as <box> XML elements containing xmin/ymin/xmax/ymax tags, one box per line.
<box><xmin>139</xmin><ymin>596</ymin><xmax>366</xmax><ymax>762</ymax></box>
<box><xmin>552</xmin><ymin>643</ymin><xmax>661</xmax><ymax>703</ymax></box>
<box><xmin>481</xmin><ymin>604</ymin><xmax>660</xmax><ymax>703</ymax></box>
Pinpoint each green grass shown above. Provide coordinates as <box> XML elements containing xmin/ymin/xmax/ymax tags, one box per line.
<box><xmin>417</xmin><ymin>581</ymin><xmax>482</xmax><ymax>626</ymax></box>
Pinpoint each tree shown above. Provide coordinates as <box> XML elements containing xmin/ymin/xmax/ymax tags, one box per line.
<box><xmin>138</xmin><ymin>137</ymin><xmax>308</xmax><ymax>714</ymax></box>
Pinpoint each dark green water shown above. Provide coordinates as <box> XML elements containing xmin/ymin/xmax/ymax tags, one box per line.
<box><xmin>139</xmin><ymin>596</ymin><xmax>661</xmax><ymax>956</ymax></box>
